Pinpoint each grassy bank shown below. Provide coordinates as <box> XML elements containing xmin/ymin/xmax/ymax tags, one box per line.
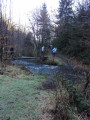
<box><xmin>0</xmin><ymin>64</ymin><xmax>54</xmax><ymax>120</ymax></box>
<box><xmin>41</xmin><ymin>54</ymin><xmax>64</xmax><ymax>66</ymax></box>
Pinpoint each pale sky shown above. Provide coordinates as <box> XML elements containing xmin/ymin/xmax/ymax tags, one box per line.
<box><xmin>4</xmin><ymin>0</ymin><xmax>59</xmax><ymax>29</ymax></box>
<box><xmin>2</xmin><ymin>0</ymin><xmax>82</xmax><ymax>31</ymax></box>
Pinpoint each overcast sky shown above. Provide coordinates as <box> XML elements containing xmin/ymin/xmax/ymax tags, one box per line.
<box><xmin>4</xmin><ymin>0</ymin><xmax>59</xmax><ymax>28</ymax></box>
<box><xmin>2</xmin><ymin>0</ymin><xmax>82</xmax><ymax>31</ymax></box>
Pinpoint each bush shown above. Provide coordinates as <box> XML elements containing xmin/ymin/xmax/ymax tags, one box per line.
<box><xmin>60</xmin><ymin>78</ymin><xmax>90</xmax><ymax>114</ymax></box>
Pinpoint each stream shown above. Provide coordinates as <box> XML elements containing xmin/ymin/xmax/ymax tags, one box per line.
<box><xmin>11</xmin><ymin>60</ymin><xmax>84</xmax><ymax>82</ymax></box>
<box><xmin>12</xmin><ymin>60</ymin><xmax>59</xmax><ymax>75</ymax></box>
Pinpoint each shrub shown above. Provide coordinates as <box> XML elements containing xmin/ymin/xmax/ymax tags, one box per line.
<box><xmin>60</xmin><ymin>78</ymin><xmax>90</xmax><ymax>114</ymax></box>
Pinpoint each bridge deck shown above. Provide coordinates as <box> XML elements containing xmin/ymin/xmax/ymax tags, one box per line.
<box><xmin>16</xmin><ymin>56</ymin><xmax>48</xmax><ymax>60</ymax></box>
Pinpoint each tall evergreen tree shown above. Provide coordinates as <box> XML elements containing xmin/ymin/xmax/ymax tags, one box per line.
<box><xmin>38</xmin><ymin>3</ymin><xmax>51</xmax><ymax>46</ymax></box>
<box><xmin>58</xmin><ymin>0</ymin><xmax>74</xmax><ymax>23</ymax></box>
<box><xmin>77</xmin><ymin>0</ymin><xmax>90</xmax><ymax>22</ymax></box>
<box><xmin>54</xmin><ymin>0</ymin><xmax>74</xmax><ymax>49</ymax></box>
<box><xmin>56</xmin><ymin>0</ymin><xmax>74</xmax><ymax>38</ymax></box>
<box><xmin>53</xmin><ymin>0</ymin><xmax>90</xmax><ymax>64</ymax></box>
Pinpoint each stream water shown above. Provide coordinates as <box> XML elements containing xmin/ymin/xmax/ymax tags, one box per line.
<box><xmin>12</xmin><ymin>60</ymin><xmax>59</xmax><ymax>75</ymax></box>
<box><xmin>11</xmin><ymin>60</ymin><xmax>83</xmax><ymax>82</ymax></box>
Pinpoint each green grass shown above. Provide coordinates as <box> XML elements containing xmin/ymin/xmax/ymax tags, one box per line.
<box><xmin>0</xmin><ymin>65</ymin><xmax>53</xmax><ymax>120</ymax></box>
<box><xmin>45</xmin><ymin>55</ymin><xmax>64</xmax><ymax>66</ymax></box>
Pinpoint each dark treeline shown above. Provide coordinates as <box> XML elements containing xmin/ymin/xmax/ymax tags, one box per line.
<box><xmin>0</xmin><ymin>0</ymin><xmax>25</xmax><ymax>59</ymax></box>
<box><xmin>27</xmin><ymin>0</ymin><xmax>90</xmax><ymax>64</ymax></box>
<box><xmin>53</xmin><ymin>0</ymin><xmax>90</xmax><ymax>65</ymax></box>
<box><xmin>0</xmin><ymin>2</ymin><xmax>51</xmax><ymax>58</ymax></box>
<box><xmin>0</xmin><ymin>16</ymin><xmax>26</xmax><ymax>58</ymax></box>
<box><xmin>0</xmin><ymin>0</ymin><xmax>90</xmax><ymax>64</ymax></box>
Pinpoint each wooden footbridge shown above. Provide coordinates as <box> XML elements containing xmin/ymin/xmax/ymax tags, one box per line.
<box><xmin>15</xmin><ymin>56</ymin><xmax>48</xmax><ymax>61</ymax></box>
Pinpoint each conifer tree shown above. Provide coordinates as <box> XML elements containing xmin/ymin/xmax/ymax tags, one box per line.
<box><xmin>38</xmin><ymin>3</ymin><xmax>51</xmax><ymax>46</ymax></box>
<box><xmin>57</xmin><ymin>0</ymin><xmax>74</xmax><ymax>25</ymax></box>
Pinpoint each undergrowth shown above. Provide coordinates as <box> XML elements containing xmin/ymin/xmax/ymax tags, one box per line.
<box><xmin>52</xmin><ymin>76</ymin><xmax>90</xmax><ymax>120</ymax></box>
<box><xmin>44</xmin><ymin>55</ymin><xmax>64</xmax><ymax>66</ymax></box>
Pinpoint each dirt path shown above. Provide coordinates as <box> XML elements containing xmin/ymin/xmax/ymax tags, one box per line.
<box><xmin>56</xmin><ymin>53</ymin><xmax>90</xmax><ymax>82</ymax></box>
<box><xmin>56</xmin><ymin>53</ymin><xmax>90</xmax><ymax>70</ymax></box>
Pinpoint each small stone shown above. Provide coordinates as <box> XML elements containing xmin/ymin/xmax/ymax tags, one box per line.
<box><xmin>0</xmin><ymin>70</ymin><xmax>3</xmax><ymax>75</ymax></box>
<box><xmin>0</xmin><ymin>107</ymin><xmax>3</xmax><ymax>110</ymax></box>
